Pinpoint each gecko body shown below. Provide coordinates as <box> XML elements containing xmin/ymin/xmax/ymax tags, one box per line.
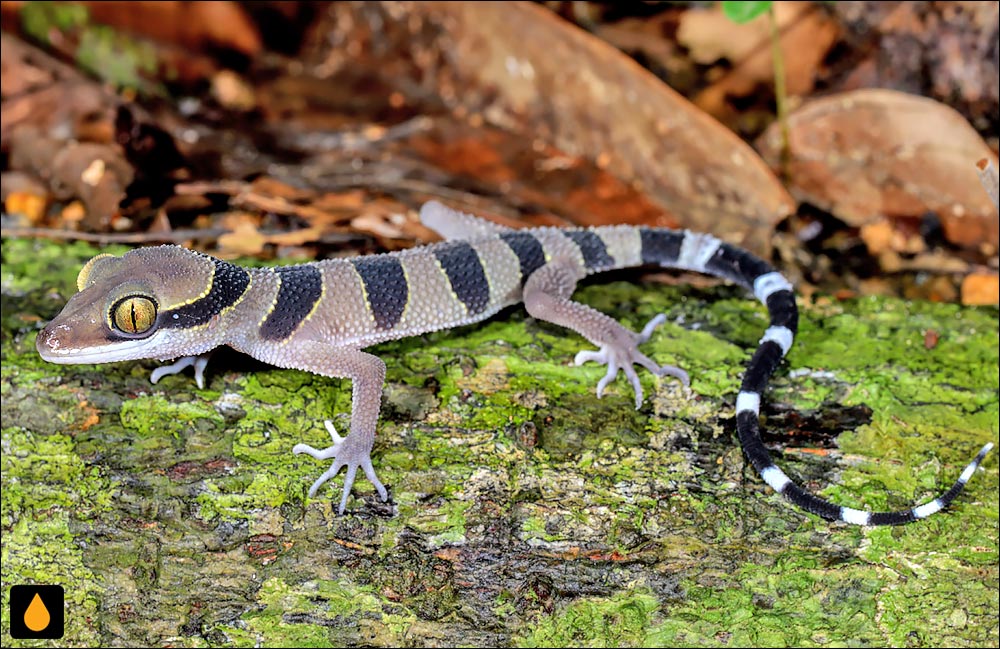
<box><xmin>37</xmin><ymin>201</ymin><xmax>992</xmax><ymax>523</ymax></box>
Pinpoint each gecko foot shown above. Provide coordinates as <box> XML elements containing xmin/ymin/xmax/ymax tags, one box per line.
<box><xmin>573</xmin><ymin>314</ymin><xmax>689</xmax><ymax>409</ymax></box>
<box><xmin>149</xmin><ymin>353</ymin><xmax>212</xmax><ymax>389</ymax></box>
<box><xmin>292</xmin><ymin>420</ymin><xmax>389</xmax><ymax>514</ymax></box>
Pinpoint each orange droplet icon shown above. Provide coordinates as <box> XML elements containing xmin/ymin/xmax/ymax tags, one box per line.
<box><xmin>24</xmin><ymin>592</ymin><xmax>51</xmax><ymax>631</ymax></box>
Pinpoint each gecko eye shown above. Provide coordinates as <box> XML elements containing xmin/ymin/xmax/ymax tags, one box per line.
<box><xmin>110</xmin><ymin>296</ymin><xmax>158</xmax><ymax>334</ymax></box>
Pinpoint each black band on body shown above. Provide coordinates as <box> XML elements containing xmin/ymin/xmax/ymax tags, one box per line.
<box><xmin>565</xmin><ymin>230</ymin><xmax>614</xmax><ymax>271</ymax></box>
<box><xmin>500</xmin><ymin>232</ymin><xmax>546</xmax><ymax>284</ymax></box>
<box><xmin>639</xmin><ymin>228</ymin><xmax>684</xmax><ymax>266</ymax></box>
<box><xmin>434</xmin><ymin>242</ymin><xmax>490</xmax><ymax>315</ymax></box>
<box><xmin>161</xmin><ymin>258</ymin><xmax>250</xmax><ymax>329</ymax></box>
<box><xmin>259</xmin><ymin>265</ymin><xmax>323</xmax><ymax>341</ymax></box>
<box><xmin>352</xmin><ymin>255</ymin><xmax>408</xmax><ymax>330</ymax></box>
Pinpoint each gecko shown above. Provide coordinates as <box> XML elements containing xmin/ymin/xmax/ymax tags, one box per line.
<box><xmin>36</xmin><ymin>200</ymin><xmax>993</xmax><ymax>524</ymax></box>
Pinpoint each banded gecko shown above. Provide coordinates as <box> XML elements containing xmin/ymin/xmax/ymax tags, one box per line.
<box><xmin>36</xmin><ymin>201</ymin><xmax>993</xmax><ymax>525</ymax></box>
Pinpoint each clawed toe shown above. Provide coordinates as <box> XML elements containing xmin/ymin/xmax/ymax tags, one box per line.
<box><xmin>656</xmin><ymin>364</ymin><xmax>690</xmax><ymax>386</ymax></box>
<box><xmin>637</xmin><ymin>313</ymin><xmax>667</xmax><ymax>343</ymax></box>
<box><xmin>294</xmin><ymin>421</ymin><xmax>389</xmax><ymax>514</ymax></box>
<box><xmin>149</xmin><ymin>353</ymin><xmax>211</xmax><ymax>388</ymax></box>
<box><xmin>574</xmin><ymin>349</ymin><xmax>605</xmax><ymax>366</ymax></box>
<box><xmin>595</xmin><ymin>361</ymin><xmax>619</xmax><ymax>398</ymax></box>
<box><xmin>574</xmin><ymin>314</ymin><xmax>687</xmax><ymax>408</ymax></box>
<box><xmin>324</xmin><ymin>419</ymin><xmax>345</xmax><ymax>443</ymax></box>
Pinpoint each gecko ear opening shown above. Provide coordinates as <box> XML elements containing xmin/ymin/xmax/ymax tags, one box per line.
<box><xmin>77</xmin><ymin>253</ymin><xmax>118</xmax><ymax>291</ymax></box>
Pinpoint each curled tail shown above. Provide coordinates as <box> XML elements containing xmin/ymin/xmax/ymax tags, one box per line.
<box><xmin>634</xmin><ymin>226</ymin><xmax>993</xmax><ymax>526</ymax></box>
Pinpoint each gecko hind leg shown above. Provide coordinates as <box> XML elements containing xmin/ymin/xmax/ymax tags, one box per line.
<box><xmin>573</xmin><ymin>313</ymin><xmax>690</xmax><ymax>408</ymax></box>
<box><xmin>524</xmin><ymin>262</ymin><xmax>689</xmax><ymax>409</ymax></box>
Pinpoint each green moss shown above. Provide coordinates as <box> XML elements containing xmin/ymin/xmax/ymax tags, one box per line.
<box><xmin>1</xmin><ymin>427</ymin><xmax>109</xmax><ymax>647</ymax></box>
<box><xmin>5</xmin><ymin>237</ymin><xmax>997</xmax><ymax>646</ymax></box>
<box><xmin>20</xmin><ymin>1</ymin><xmax>160</xmax><ymax>94</ymax></box>
<box><xmin>119</xmin><ymin>394</ymin><xmax>225</xmax><ymax>439</ymax></box>
<box><xmin>517</xmin><ymin>589</ymin><xmax>660</xmax><ymax>648</ymax></box>
<box><xmin>1</xmin><ymin>427</ymin><xmax>114</xmax><ymax>522</ymax></box>
<box><xmin>214</xmin><ymin>577</ymin><xmax>411</xmax><ymax>648</ymax></box>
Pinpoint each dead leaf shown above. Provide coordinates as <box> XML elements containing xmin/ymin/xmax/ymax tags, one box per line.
<box><xmin>304</xmin><ymin>2</ymin><xmax>794</xmax><ymax>255</ymax></box>
<box><xmin>216</xmin><ymin>216</ymin><xmax>265</xmax><ymax>258</ymax></box>
<box><xmin>1</xmin><ymin>34</ymin><xmax>118</xmax><ymax>143</ymax></box>
<box><xmin>679</xmin><ymin>3</ymin><xmax>840</xmax><ymax>120</ymax></box>
<box><xmin>212</xmin><ymin>70</ymin><xmax>256</xmax><ymax>112</ymax></box>
<box><xmin>859</xmin><ymin>218</ymin><xmax>925</xmax><ymax>256</ymax></box>
<box><xmin>4</xmin><ymin>190</ymin><xmax>47</xmax><ymax>224</ymax></box>
<box><xmin>961</xmin><ymin>272</ymin><xmax>999</xmax><ymax>306</ymax></box>
<box><xmin>264</xmin><ymin>227</ymin><xmax>325</xmax><ymax>247</ymax></box>
<box><xmin>757</xmin><ymin>89</ymin><xmax>1000</xmax><ymax>252</ymax></box>
<box><xmin>82</xmin><ymin>1</ymin><xmax>261</xmax><ymax>57</ymax></box>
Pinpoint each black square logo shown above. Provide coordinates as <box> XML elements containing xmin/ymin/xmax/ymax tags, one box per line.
<box><xmin>9</xmin><ymin>585</ymin><xmax>64</xmax><ymax>639</ymax></box>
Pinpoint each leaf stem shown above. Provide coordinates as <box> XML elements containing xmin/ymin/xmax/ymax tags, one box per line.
<box><xmin>768</xmin><ymin>5</ymin><xmax>790</xmax><ymax>177</ymax></box>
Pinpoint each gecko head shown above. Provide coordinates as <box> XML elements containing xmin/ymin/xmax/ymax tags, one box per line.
<box><xmin>37</xmin><ymin>245</ymin><xmax>243</xmax><ymax>364</ymax></box>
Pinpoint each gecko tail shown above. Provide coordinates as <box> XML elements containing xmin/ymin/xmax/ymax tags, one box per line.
<box><xmin>634</xmin><ymin>226</ymin><xmax>992</xmax><ymax>525</ymax></box>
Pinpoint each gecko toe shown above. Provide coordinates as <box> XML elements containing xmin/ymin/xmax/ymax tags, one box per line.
<box><xmin>574</xmin><ymin>349</ymin><xmax>606</xmax><ymax>366</ymax></box>
<box><xmin>595</xmin><ymin>361</ymin><xmax>619</xmax><ymax>398</ymax></box>
<box><xmin>293</xmin><ymin>442</ymin><xmax>338</xmax><ymax>460</ymax></box>
<box><xmin>297</xmin><ymin>421</ymin><xmax>387</xmax><ymax>513</ymax></box>
<box><xmin>324</xmin><ymin>419</ymin><xmax>345</xmax><ymax>443</ymax></box>
<box><xmin>149</xmin><ymin>353</ymin><xmax>213</xmax><ymax>387</ymax></box>
<box><xmin>637</xmin><ymin>313</ymin><xmax>667</xmax><ymax>343</ymax></box>
<box><xmin>361</xmin><ymin>457</ymin><xmax>389</xmax><ymax>502</ymax></box>
<box><xmin>623</xmin><ymin>364</ymin><xmax>644</xmax><ymax>409</ymax></box>
<box><xmin>574</xmin><ymin>316</ymin><xmax>687</xmax><ymax>406</ymax></box>
<box><xmin>307</xmin><ymin>462</ymin><xmax>342</xmax><ymax>498</ymax></box>
<box><xmin>657</xmin><ymin>364</ymin><xmax>690</xmax><ymax>386</ymax></box>
<box><xmin>338</xmin><ymin>465</ymin><xmax>359</xmax><ymax>514</ymax></box>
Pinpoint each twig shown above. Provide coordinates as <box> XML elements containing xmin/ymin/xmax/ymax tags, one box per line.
<box><xmin>276</xmin><ymin>115</ymin><xmax>435</xmax><ymax>153</ymax></box>
<box><xmin>768</xmin><ymin>5</ymin><xmax>790</xmax><ymax>178</ymax></box>
<box><xmin>2</xmin><ymin>222</ymin><xmax>364</xmax><ymax>247</ymax></box>
<box><xmin>0</xmin><ymin>224</ymin><xmax>229</xmax><ymax>244</ymax></box>
<box><xmin>173</xmin><ymin>180</ymin><xmax>249</xmax><ymax>196</ymax></box>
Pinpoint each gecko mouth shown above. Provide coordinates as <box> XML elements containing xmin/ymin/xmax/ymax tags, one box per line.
<box><xmin>36</xmin><ymin>326</ymin><xmax>155</xmax><ymax>364</ymax></box>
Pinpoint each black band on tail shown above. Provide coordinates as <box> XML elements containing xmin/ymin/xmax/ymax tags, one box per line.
<box><xmin>635</xmin><ymin>226</ymin><xmax>991</xmax><ymax>526</ymax></box>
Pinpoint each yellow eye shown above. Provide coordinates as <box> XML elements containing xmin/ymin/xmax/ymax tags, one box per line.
<box><xmin>111</xmin><ymin>296</ymin><xmax>157</xmax><ymax>334</ymax></box>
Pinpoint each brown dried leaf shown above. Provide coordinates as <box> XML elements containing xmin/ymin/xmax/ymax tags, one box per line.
<box><xmin>593</xmin><ymin>14</ymin><xmax>681</xmax><ymax>80</ymax></box>
<box><xmin>680</xmin><ymin>3</ymin><xmax>839</xmax><ymax>119</ymax></box>
<box><xmin>82</xmin><ymin>1</ymin><xmax>261</xmax><ymax>57</ymax></box>
<box><xmin>1</xmin><ymin>34</ymin><xmax>118</xmax><ymax>144</ymax></box>
<box><xmin>264</xmin><ymin>227</ymin><xmax>325</xmax><ymax>248</ymax></box>
<box><xmin>216</xmin><ymin>217</ymin><xmax>265</xmax><ymax>258</ymax></box>
<box><xmin>4</xmin><ymin>190</ymin><xmax>47</xmax><ymax>224</ymax></box>
<box><xmin>757</xmin><ymin>89</ymin><xmax>1000</xmax><ymax>252</ymax></box>
<box><xmin>211</xmin><ymin>70</ymin><xmax>256</xmax><ymax>112</ymax></box>
<box><xmin>960</xmin><ymin>272</ymin><xmax>999</xmax><ymax>306</ymax></box>
<box><xmin>312</xmin><ymin>190</ymin><xmax>367</xmax><ymax>214</ymax></box>
<box><xmin>305</xmin><ymin>2</ymin><xmax>794</xmax><ymax>255</ymax></box>
<box><xmin>351</xmin><ymin>212</ymin><xmax>406</xmax><ymax>241</ymax></box>
<box><xmin>9</xmin><ymin>125</ymin><xmax>132</xmax><ymax>229</ymax></box>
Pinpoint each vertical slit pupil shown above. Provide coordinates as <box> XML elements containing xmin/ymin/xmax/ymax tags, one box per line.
<box><xmin>130</xmin><ymin>302</ymin><xmax>138</xmax><ymax>332</ymax></box>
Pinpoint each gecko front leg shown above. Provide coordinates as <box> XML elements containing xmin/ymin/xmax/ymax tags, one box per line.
<box><xmin>149</xmin><ymin>352</ymin><xmax>213</xmax><ymax>388</ymax></box>
<box><xmin>254</xmin><ymin>342</ymin><xmax>390</xmax><ymax>513</ymax></box>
